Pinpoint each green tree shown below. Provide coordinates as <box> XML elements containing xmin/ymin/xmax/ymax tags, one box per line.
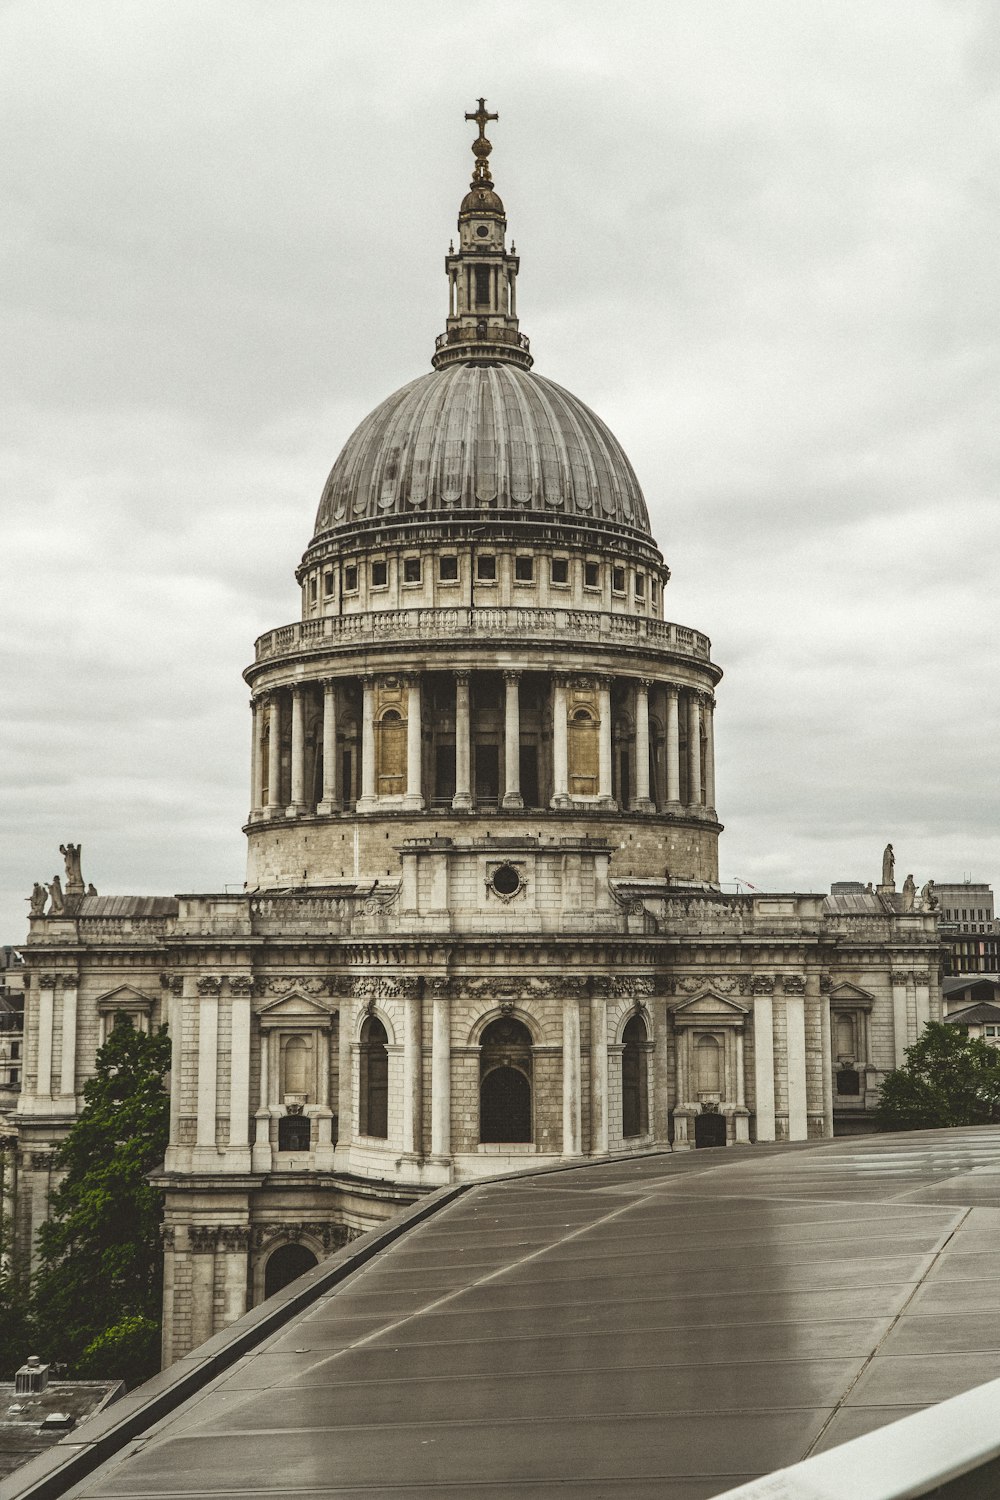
<box><xmin>877</xmin><ymin>1021</ymin><xmax>1000</xmax><ymax>1131</ymax></box>
<box><xmin>31</xmin><ymin>1015</ymin><xmax>170</xmax><ymax>1382</ymax></box>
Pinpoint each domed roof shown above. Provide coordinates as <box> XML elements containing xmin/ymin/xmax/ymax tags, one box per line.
<box><xmin>313</xmin><ymin>363</ymin><xmax>651</xmax><ymax>539</ymax></box>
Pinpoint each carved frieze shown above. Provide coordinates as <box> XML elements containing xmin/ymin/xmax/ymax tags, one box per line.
<box><xmin>252</xmin><ymin>1221</ymin><xmax>352</xmax><ymax>1252</ymax></box>
<box><xmin>746</xmin><ymin>975</ymin><xmax>775</xmax><ymax>995</ymax></box>
<box><xmin>196</xmin><ymin>976</ymin><xmax>222</xmax><ymax>997</ymax></box>
<box><xmin>353</xmin><ymin>975</ymin><xmax>421</xmax><ymax>1001</ymax></box>
<box><xmin>781</xmin><ymin>975</ymin><xmax>807</xmax><ymax>994</ymax></box>
<box><xmin>218</xmin><ymin>1226</ymin><xmax>251</xmax><ymax>1252</ymax></box>
<box><xmin>188</xmin><ymin>1225</ymin><xmax>220</xmax><ymax>1252</ymax></box>
<box><xmin>228</xmin><ymin>976</ymin><xmax>255</xmax><ymax>997</ymax></box>
<box><xmin>160</xmin><ymin>973</ymin><xmax>183</xmax><ymax>995</ymax></box>
<box><xmin>260</xmin><ymin>976</ymin><xmax>329</xmax><ymax>997</ymax></box>
<box><xmin>819</xmin><ymin>975</ymin><xmax>832</xmax><ymax>994</ymax></box>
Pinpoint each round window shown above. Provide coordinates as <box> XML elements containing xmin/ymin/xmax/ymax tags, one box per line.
<box><xmin>476</xmin><ymin>224</ymin><xmax>490</xmax><ymax>237</ymax></box>
<box><xmin>491</xmin><ymin>863</ymin><xmax>521</xmax><ymax>897</ymax></box>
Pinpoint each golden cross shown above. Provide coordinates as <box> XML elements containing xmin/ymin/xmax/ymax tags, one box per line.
<box><xmin>465</xmin><ymin>98</ymin><xmax>498</xmax><ymax>143</ymax></box>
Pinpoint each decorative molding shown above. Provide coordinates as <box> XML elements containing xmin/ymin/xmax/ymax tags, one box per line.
<box><xmin>188</xmin><ymin>1226</ymin><xmax>220</xmax><ymax>1252</ymax></box>
<box><xmin>229</xmin><ymin>975</ymin><xmax>255</xmax><ymax>997</ymax></box>
<box><xmin>39</xmin><ymin>974</ymin><xmax>57</xmax><ymax>989</ymax></box>
<box><xmin>819</xmin><ymin>975</ymin><xmax>832</xmax><ymax>994</ymax></box>
<box><xmin>890</xmin><ymin>971</ymin><xmax>910</xmax><ymax>986</ymax></box>
<box><xmin>196</xmin><ymin>976</ymin><xmax>222</xmax><ymax>997</ymax></box>
<box><xmin>219</xmin><ymin>1226</ymin><xmax>251</xmax><ymax>1252</ymax></box>
<box><xmin>782</xmin><ymin>975</ymin><xmax>807</xmax><ymax>994</ymax></box>
<box><xmin>260</xmin><ymin>976</ymin><xmax>329</xmax><ymax>997</ymax></box>
<box><xmin>159</xmin><ymin>1225</ymin><xmax>176</xmax><ymax>1250</ymax></box>
<box><xmin>160</xmin><ymin>972</ymin><xmax>183</xmax><ymax>995</ymax></box>
<box><xmin>252</xmin><ymin>1221</ymin><xmax>352</xmax><ymax>1253</ymax></box>
<box><xmin>353</xmin><ymin>975</ymin><xmax>421</xmax><ymax>1001</ymax></box>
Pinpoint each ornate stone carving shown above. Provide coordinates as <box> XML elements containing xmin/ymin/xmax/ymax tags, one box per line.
<box><xmin>46</xmin><ymin>876</ymin><xmax>65</xmax><ymax>915</ymax></box>
<box><xmin>26</xmin><ymin>1150</ymin><xmax>58</xmax><ymax>1171</ymax></box>
<box><xmin>218</xmin><ymin>1226</ymin><xmax>251</xmax><ymax>1252</ymax></box>
<box><xmin>748</xmin><ymin>975</ymin><xmax>774</xmax><ymax>995</ymax></box>
<box><xmin>362</xmin><ymin>886</ymin><xmax>401</xmax><ymax>917</ymax></box>
<box><xmin>782</xmin><ymin>975</ymin><xmax>807</xmax><ymax>994</ymax></box>
<box><xmin>188</xmin><ymin>1226</ymin><xmax>219</xmax><ymax>1252</ymax></box>
<box><xmin>353</xmin><ymin>975</ymin><xmax>420</xmax><ymax>1001</ymax></box>
<box><xmin>229</xmin><ymin>975</ymin><xmax>255</xmax><ymax>996</ymax></box>
<box><xmin>252</xmin><ymin>1221</ymin><xmax>351</xmax><ymax>1252</ymax></box>
<box><xmin>819</xmin><ymin>975</ymin><xmax>832</xmax><ymax>994</ymax></box>
<box><xmin>196</xmin><ymin>976</ymin><xmax>222</xmax><ymax>996</ymax></box>
<box><xmin>39</xmin><ymin>973</ymin><xmax>57</xmax><ymax>989</ymax></box>
<box><xmin>890</xmin><ymin>972</ymin><xmax>910</xmax><ymax>986</ymax></box>
<box><xmin>29</xmin><ymin>882</ymin><xmax>47</xmax><ymax>917</ymax></box>
<box><xmin>159</xmin><ymin>1225</ymin><xmax>176</xmax><ymax>1250</ymax></box>
<box><xmin>261</xmin><ymin>976</ymin><xmax>329</xmax><ymax>996</ymax></box>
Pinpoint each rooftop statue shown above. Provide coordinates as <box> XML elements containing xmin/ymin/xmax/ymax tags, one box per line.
<box><xmin>881</xmin><ymin>843</ymin><xmax>895</xmax><ymax>887</ymax></box>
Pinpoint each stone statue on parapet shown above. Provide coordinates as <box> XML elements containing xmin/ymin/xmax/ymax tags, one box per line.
<box><xmin>86</xmin><ymin>883</ymin><xmax>97</xmax><ymax>896</ymax></box>
<box><xmin>881</xmin><ymin>843</ymin><xmax>895</xmax><ymax>887</ymax></box>
<box><xmin>46</xmin><ymin>875</ymin><xmax>65</xmax><ymax>915</ymax></box>
<box><xmin>920</xmin><ymin>878</ymin><xmax>938</xmax><ymax>911</ymax></box>
<box><xmin>60</xmin><ymin>842</ymin><xmax>84</xmax><ymax>895</ymax></box>
<box><xmin>29</xmin><ymin>882</ymin><xmax>47</xmax><ymax>916</ymax></box>
<box><xmin>902</xmin><ymin>873</ymin><xmax>916</xmax><ymax>911</ymax></box>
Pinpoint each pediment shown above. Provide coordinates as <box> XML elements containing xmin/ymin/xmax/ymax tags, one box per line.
<box><xmin>258</xmin><ymin>990</ymin><xmax>332</xmax><ymax>1028</ymax></box>
<box><xmin>672</xmin><ymin>991</ymin><xmax>749</xmax><ymax>1023</ymax></box>
<box><xmin>829</xmin><ymin>982</ymin><xmax>875</xmax><ymax>1008</ymax></box>
<box><xmin>96</xmin><ymin>984</ymin><xmax>153</xmax><ymax>1012</ymax></box>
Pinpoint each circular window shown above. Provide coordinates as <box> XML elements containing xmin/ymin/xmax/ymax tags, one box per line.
<box><xmin>491</xmin><ymin>863</ymin><xmax>521</xmax><ymax>898</ymax></box>
<box><xmin>476</xmin><ymin>224</ymin><xmax>490</xmax><ymax>238</ymax></box>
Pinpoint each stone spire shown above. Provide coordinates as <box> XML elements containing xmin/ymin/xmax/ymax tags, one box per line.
<box><xmin>431</xmin><ymin>99</ymin><xmax>532</xmax><ymax>371</ymax></box>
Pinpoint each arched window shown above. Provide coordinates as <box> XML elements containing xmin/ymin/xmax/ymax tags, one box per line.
<box><xmin>376</xmin><ymin>708</ymin><xmax>406</xmax><ymax>796</ymax></box>
<box><xmin>263</xmin><ymin>1242</ymin><xmax>318</xmax><ymax>1300</ymax></box>
<box><xmin>621</xmin><ymin>1014</ymin><xmax>648</xmax><ymax>1138</ymax></box>
<box><xmin>479</xmin><ymin>1016</ymin><xmax>533</xmax><ymax>1143</ymax></box>
<box><xmin>278</xmin><ymin>1114</ymin><xmax>311</xmax><ymax>1152</ymax></box>
<box><xmin>359</xmin><ymin>1016</ymin><xmax>389</xmax><ymax>1139</ymax></box>
<box><xmin>696</xmin><ymin>1034</ymin><xmax>721</xmax><ymax>1095</ymax></box>
<box><xmin>568</xmin><ymin>707</ymin><xmax>599</xmax><ymax>796</ymax></box>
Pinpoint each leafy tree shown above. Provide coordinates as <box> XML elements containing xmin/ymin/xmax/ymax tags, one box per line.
<box><xmin>31</xmin><ymin>1015</ymin><xmax>170</xmax><ymax>1382</ymax></box>
<box><xmin>877</xmin><ymin>1021</ymin><xmax>1000</xmax><ymax>1131</ymax></box>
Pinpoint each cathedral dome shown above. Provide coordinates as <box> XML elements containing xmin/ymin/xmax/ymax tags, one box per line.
<box><xmin>313</xmin><ymin>363</ymin><xmax>651</xmax><ymax>539</ymax></box>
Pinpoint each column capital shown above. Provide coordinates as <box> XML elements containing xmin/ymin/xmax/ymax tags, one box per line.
<box><xmin>454</xmin><ymin>669</ymin><xmax>470</xmax><ymax>685</ymax></box>
<box><xmin>665</xmin><ymin>683</ymin><xmax>679</xmax><ymax>700</ymax></box>
<box><xmin>636</xmin><ymin>676</ymin><xmax>653</xmax><ymax>691</ymax></box>
<box><xmin>502</xmin><ymin>669</ymin><xmax>522</xmax><ymax>684</ymax></box>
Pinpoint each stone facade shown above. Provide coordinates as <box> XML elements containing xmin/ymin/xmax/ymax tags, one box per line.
<box><xmin>13</xmin><ymin>107</ymin><xmax>942</xmax><ymax>1367</ymax></box>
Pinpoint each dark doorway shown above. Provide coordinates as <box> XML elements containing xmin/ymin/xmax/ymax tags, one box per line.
<box><xmin>360</xmin><ymin>1016</ymin><xmax>388</xmax><ymax>1138</ymax></box>
<box><xmin>694</xmin><ymin>1112</ymin><xmax>727</xmax><ymax>1148</ymax></box>
<box><xmin>277</xmin><ymin>1114</ymin><xmax>311</xmax><ymax>1152</ymax></box>
<box><xmin>621</xmin><ymin>1014</ymin><xmax>648</xmax><ymax>1137</ymax></box>
<box><xmin>519</xmin><ymin>744</ymin><xmax>539</xmax><ymax>808</ymax></box>
<box><xmin>479</xmin><ymin>1016</ymin><xmax>533</xmax><ymax>1143</ymax></box>
<box><xmin>435</xmin><ymin>743</ymin><xmax>456</xmax><ymax>804</ymax></box>
<box><xmin>264</xmin><ymin>1242</ymin><xmax>318</xmax><ymax>1300</ymax></box>
<box><xmin>836</xmin><ymin>1067</ymin><xmax>861</xmax><ymax>1096</ymax></box>
<box><xmin>475</xmin><ymin>743</ymin><xmax>500</xmax><ymax>805</ymax></box>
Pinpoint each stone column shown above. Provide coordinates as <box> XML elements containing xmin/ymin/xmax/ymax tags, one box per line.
<box><xmin>228</xmin><ymin>982</ymin><xmax>252</xmax><ymax>1166</ymax></box>
<box><xmin>59</xmin><ymin>978</ymin><xmax>77</xmax><ymax>1099</ymax></box>
<box><xmin>703</xmin><ymin>696</ymin><xmax>717</xmax><ymax>811</ymax></box>
<box><xmin>317</xmin><ymin>679</ymin><xmax>340</xmax><ymax>814</ymax></box>
<box><xmin>358</xmin><ymin>678</ymin><xmax>377</xmax><ymax>811</ymax></box>
<box><xmin>551</xmin><ymin>677</ymin><xmax>570</xmax><ymax>807</ymax></box>
<box><xmin>288</xmin><ymin>685</ymin><xmax>306</xmax><ymax>814</ymax></box>
<box><xmin>431</xmin><ymin>989</ymin><xmax>451</xmax><ymax>1161</ymax></box>
<box><xmin>915</xmin><ymin>971</ymin><xmax>930</xmax><ymax>1035</ymax></box>
<box><xmin>502</xmin><ymin>672</ymin><xmax>523</xmax><ymax>808</ymax></box>
<box><xmin>452</xmin><ymin>672</ymin><xmax>472</xmax><ymax>811</ymax></box>
<box><xmin>165</xmin><ymin>985</ymin><xmax>184</xmax><ymax>1170</ymax></box>
<box><xmin>818</xmin><ymin>982</ymin><xmax>834</xmax><ymax>1139</ymax></box>
<box><xmin>891</xmin><ymin>971</ymin><xmax>909</xmax><ymax>1068</ymax></box>
<box><xmin>196</xmin><ymin>981</ymin><xmax>219</xmax><ymax>1155</ymax></box>
<box><xmin>36</xmin><ymin>977</ymin><xmax>54</xmax><ymax>1100</ymax></box>
<box><xmin>250</xmin><ymin>698</ymin><xmax>264</xmax><ymax>819</ymax></box>
<box><xmin>753</xmin><ymin>996</ymin><xmax>776</xmax><ymax>1142</ymax></box>
<box><xmin>785</xmin><ymin>993</ymin><xmax>808</xmax><ymax>1141</ymax></box>
<box><xmin>687</xmin><ymin>692</ymin><xmax>702</xmax><ymax>808</ymax></box>
<box><xmin>315</xmin><ymin>1029</ymin><xmax>335</xmax><ymax>1167</ymax></box>
<box><xmin>252</xmin><ymin>1018</ymin><xmax>272</xmax><ymax>1172</ymax></box>
<box><xmin>590</xmin><ymin>989</ymin><xmax>609</xmax><ymax>1155</ymax></box>
<box><xmin>665</xmin><ymin>687</ymin><xmax>681</xmax><ymax>806</ymax></box>
<box><xmin>562</xmin><ymin>993</ymin><xmax>582</xmax><ymax>1156</ymax></box>
<box><xmin>631</xmin><ymin>679</ymin><xmax>654</xmax><ymax>811</ymax></box>
<box><xmin>335</xmin><ymin>997</ymin><xmax>353</xmax><ymax>1162</ymax></box>
<box><xmin>266</xmin><ymin>693</ymin><xmax>282</xmax><ymax>816</ymax></box>
<box><xmin>402</xmin><ymin>988</ymin><xmax>423</xmax><ymax>1157</ymax></box>
<box><xmin>404</xmin><ymin>676</ymin><xmax>424</xmax><ymax>810</ymax></box>
<box><xmin>597</xmin><ymin>677</ymin><xmax>613</xmax><ymax>805</ymax></box>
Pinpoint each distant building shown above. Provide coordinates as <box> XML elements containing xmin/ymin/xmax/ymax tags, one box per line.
<box><xmin>935</xmin><ymin>883</ymin><xmax>999</xmax><ymax>976</ymax></box>
<box><xmin>0</xmin><ymin>947</ymin><xmax>25</xmax><ymax>1106</ymax></box>
<box><xmin>0</xmin><ymin>1357</ymin><xmax>122</xmax><ymax>1484</ymax></box>
<box><xmin>942</xmin><ymin>976</ymin><xmax>1000</xmax><ymax>1046</ymax></box>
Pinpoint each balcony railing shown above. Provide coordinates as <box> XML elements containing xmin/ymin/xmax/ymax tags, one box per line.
<box><xmin>254</xmin><ymin>607</ymin><xmax>712</xmax><ymax>666</ymax></box>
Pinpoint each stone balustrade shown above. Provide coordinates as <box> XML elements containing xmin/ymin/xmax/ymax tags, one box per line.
<box><xmin>253</xmin><ymin>606</ymin><xmax>712</xmax><ymax>666</ymax></box>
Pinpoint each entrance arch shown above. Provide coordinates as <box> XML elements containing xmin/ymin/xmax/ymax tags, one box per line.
<box><xmin>621</xmin><ymin>1013</ymin><xmax>648</xmax><ymax>1138</ymax></box>
<box><xmin>694</xmin><ymin>1111</ymin><xmax>727</xmax><ymax>1149</ymax></box>
<box><xmin>359</xmin><ymin>1016</ymin><xmax>389</xmax><ymax>1138</ymax></box>
<box><xmin>263</xmin><ymin>1242</ymin><xmax>318</xmax><ymax>1299</ymax></box>
<box><xmin>479</xmin><ymin>1016</ymin><xmax>533</xmax><ymax>1143</ymax></box>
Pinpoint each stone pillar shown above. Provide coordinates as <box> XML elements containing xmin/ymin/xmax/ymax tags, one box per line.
<box><xmin>502</xmin><ymin>672</ymin><xmax>523</xmax><ymax>808</ymax></box>
<box><xmin>165</xmin><ymin>984</ymin><xmax>185</xmax><ymax>1171</ymax></box>
<box><xmin>36</xmin><ymin>978</ymin><xmax>54</xmax><ymax>1100</ymax></box>
<box><xmin>819</xmin><ymin>982</ymin><xmax>834</xmax><ymax>1139</ymax></box>
<box><xmin>317</xmin><ymin>679</ymin><xmax>340</xmax><ymax>814</ymax></box>
<box><xmin>785</xmin><ymin>993</ymin><xmax>808</xmax><ymax>1141</ymax></box>
<box><xmin>358</xmin><ymin>678</ymin><xmax>377</xmax><ymax>811</ymax></box>
<box><xmin>562</xmin><ymin>993</ymin><xmax>582</xmax><ymax>1156</ymax></box>
<box><xmin>335</xmin><ymin>997</ymin><xmax>353</xmax><ymax>1162</ymax></box>
<box><xmin>452</xmin><ymin>672</ymin><xmax>472</xmax><ymax>811</ymax></box>
<box><xmin>196</xmin><ymin>982</ymin><xmax>219</xmax><ymax>1155</ymax></box>
<box><xmin>288</xmin><ymin>685</ymin><xmax>306</xmax><ymax>814</ymax></box>
<box><xmin>431</xmin><ymin>990</ymin><xmax>451</xmax><ymax>1161</ymax></box>
<box><xmin>59</xmin><ymin>979</ymin><xmax>77</xmax><ymax>1098</ymax></box>
<box><xmin>631</xmin><ymin>679</ymin><xmax>654</xmax><ymax>811</ymax></box>
<box><xmin>891</xmin><ymin>971</ymin><xmax>909</xmax><ymax>1068</ymax></box>
<box><xmin>252</xmin><ymin>1016</ymin><xmax>272</xmax><ymax>1172</ymax></box>
<box><xmin>266</xmin><ymin>693</ymin><xmax>282</xmax><ymax>816</ymax></box>
<box><xmin>314</xmin><ymin>1029</ymin><xmax>335</xmax><ymax>1167</ymax></box>
<box><xmin>250</xmin><ymin>698</ymin><xmax>264</xmax><ymax>819</ymax></box>
<box><xmin>687</xmin><ymin>692</ymin><xmax>702</xmax><ymax>808</ymax></box>
<box><xmin>404</xmin><ymin>676</ymin><xmax>424</xmax><ymax>810</ymax></box>
<box><xmin>703</xmin><ymin>696</ymin><xmax>717</xmax><ymax>811</ymax></box>
<box><xmin>189</xmin><ymin>1231</ymin><xmax>217</xmax><ymax>1350</ymax></box>
<box><xmin>665</xmin><ymin>687</ymin><xmax>680</xmax><ymax>806</ymax></box>
<box><xmin>590</xmin><ymin>989</ymin><xmax>609</xmax><ymax>1155</ymax></box>
<box><xmin>551</xmin><ymin>677</ymin><xmax>570</xmax><ymax>807</ymax></box>
<box><xmin>915</xmin><ymin>971</ymin><xmax>930</xmax><ymax>1035</ymax></box>
<box><xmin>228</xmin><ymin>983</ymin><xmax>252</xmax><ymax>1165</ymax></box>
<box><xmin>402</xmin><ymin>988</ymin><xmax>423</xmax><ymax>1158</ymax></box>
<box><xmin>220</xmin><ymin>1228</ymin><xmax>250</xmax><ymax>1326</ymax></box>
<box><xmin>598</xmin><ymin>677</ymin><xmax>613</xmax><ymax>805</ymax></box>
<box><xmin>753</xmin><ymin>996</ymin><xmax>776</xmax><ymax>1142</ymax></box>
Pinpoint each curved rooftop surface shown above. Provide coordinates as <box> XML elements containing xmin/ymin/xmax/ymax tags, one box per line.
<box><xmin>313</xmin><ymin>363</ymin><xmax>652</xmax><ymax>539</ymax></box>
<box><xmin>14</xmin><ymin>1127</ymin><xmax>1000</xmax><ymax>1500</ymax></box>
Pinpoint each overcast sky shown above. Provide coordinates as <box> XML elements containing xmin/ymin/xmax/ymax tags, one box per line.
<box><xmin>2</xmin><ymin>0</ymin><xmax>998</xmax><ymax>938</ymax></box>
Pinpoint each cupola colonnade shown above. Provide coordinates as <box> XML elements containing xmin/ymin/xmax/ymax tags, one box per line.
<box><xmin>248</xmin><ymin>667</ymin><xmax>716</xmax><ymax>822</ymax></box>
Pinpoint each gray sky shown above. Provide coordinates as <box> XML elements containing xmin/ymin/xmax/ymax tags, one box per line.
<box><xmin>3</xmin><ymin>0</ymin><xmax>998</xmax><ymax>938</ymax></box>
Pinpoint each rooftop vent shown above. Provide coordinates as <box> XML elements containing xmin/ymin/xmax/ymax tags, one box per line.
<box><xmin>14</xmin><ymin>1356</ymin><xmax>49</xmax><ymax>1396</ymax></box>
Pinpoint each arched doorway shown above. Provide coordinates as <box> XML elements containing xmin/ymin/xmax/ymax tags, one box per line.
<box><xmin>479</xmin><ymin>1016</ymin><xmax>532</xmax><ymax>1143</ymax></box>
<box><xmin>264</xmin><ymin>1242</ymin><xmax>318</xmax><ymax>1299</ymax></box>
<box><xmin>359</xmin><ymin>1015</ymin><xmax>389</xmax><ymax>1138</ymax></box>
<box><xmin>694</xmin><ymin>1111</ymin><xmax>727</xmax><ymax>1148</ymax></box>
<box><xmin>621</xmin><ymin>1013</ymin><xmax>648</xmax><ymax>1138</ymax></box>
